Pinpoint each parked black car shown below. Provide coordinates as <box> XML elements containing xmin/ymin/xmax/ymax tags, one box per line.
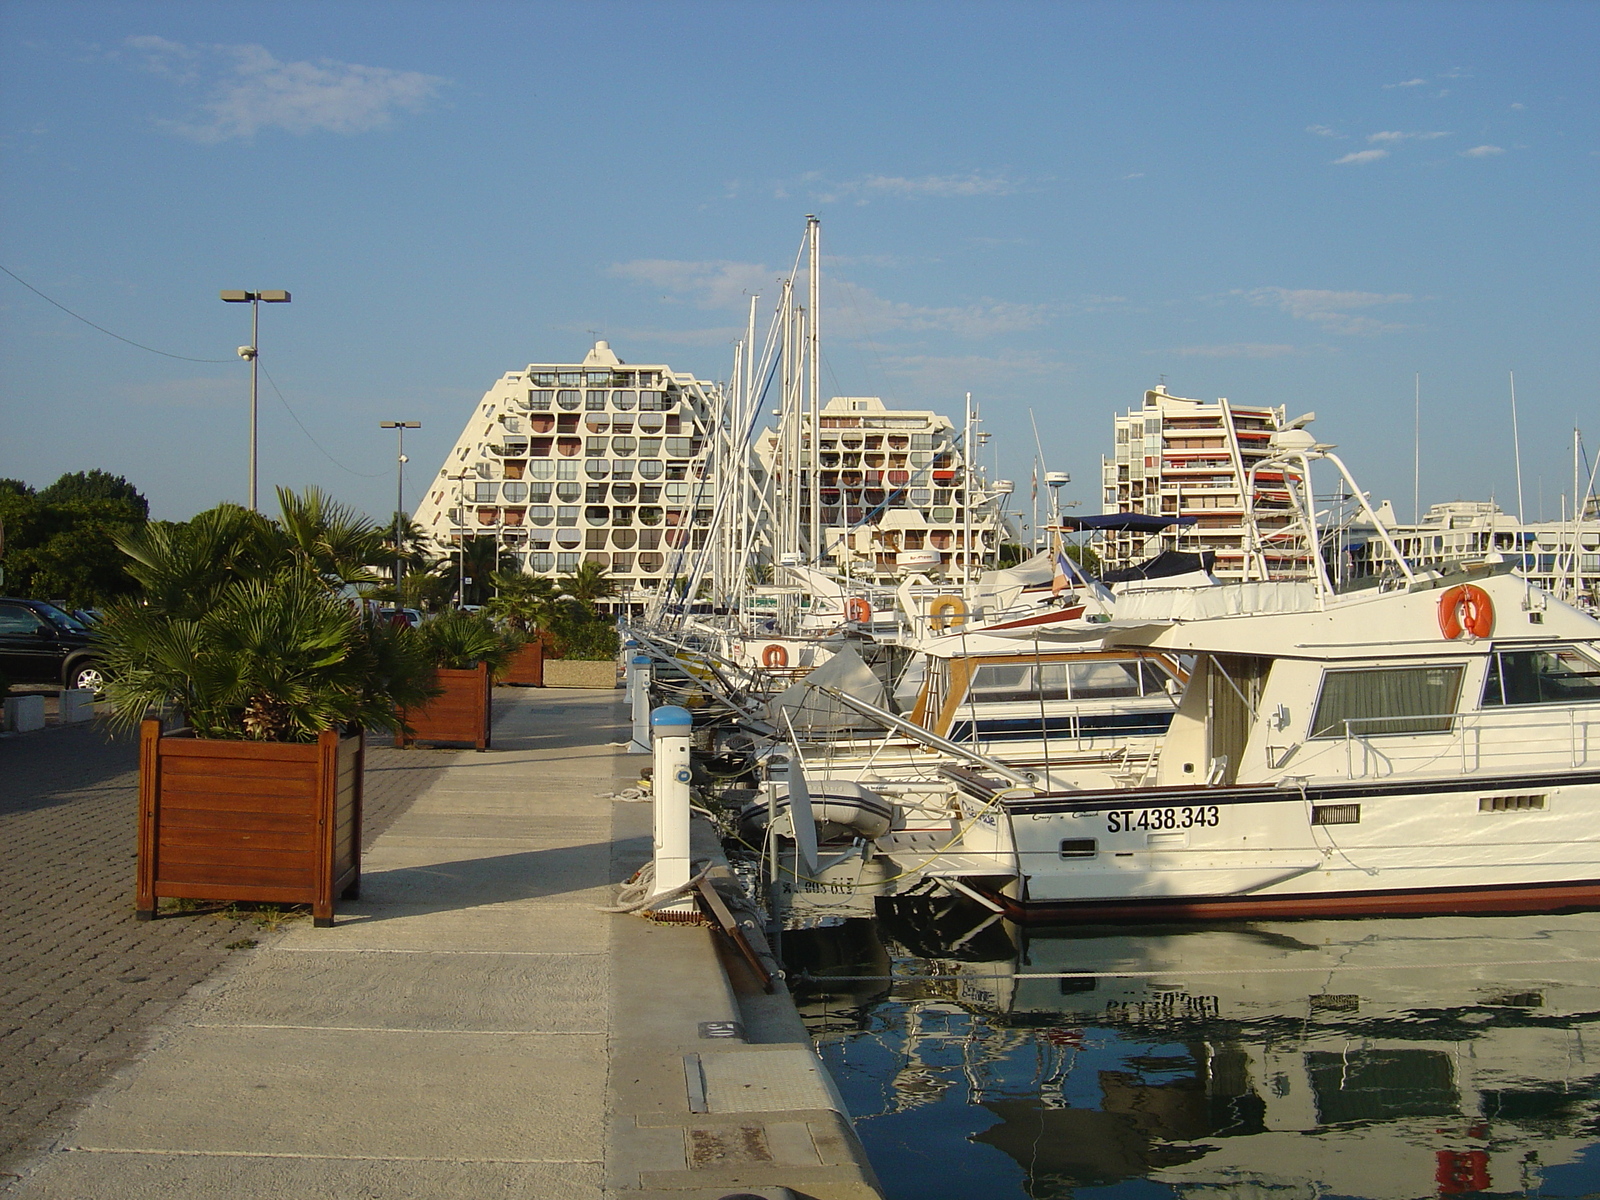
<box><xmin>0</xmin><ymin>598</ymin><xmax>104</xmax><ymax>692</ymax></box>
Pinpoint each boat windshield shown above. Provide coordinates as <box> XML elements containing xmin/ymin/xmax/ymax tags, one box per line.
<box><xmin>1482</xmin><ymin>646</ymin><xmax>1600</xmax><ymax>706</ymax></box>
<box><xmin>964</xmin><ymin>658</ymin><xmax>1171</xmax><ymax>705</ymax></box>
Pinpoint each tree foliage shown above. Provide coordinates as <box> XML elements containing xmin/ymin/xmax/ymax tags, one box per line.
<box><xmin>96</xmin><ymin>488</ymin><xmax>437</xmax><ymax>742</ymax></box>
<box><xmin>0</xmin><ymin>471</ymin><xmax>150</xmax><ymax>605</ymax></box>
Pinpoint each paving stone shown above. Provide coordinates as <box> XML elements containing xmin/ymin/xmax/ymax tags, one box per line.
<box><xmin>0</xmin><ymin>721</ymin><xmax>452</xmax><ymax>1176</ymax></box>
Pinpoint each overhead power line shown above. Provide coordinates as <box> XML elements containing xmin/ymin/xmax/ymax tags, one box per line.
<box><xmin>0</xmin><ymin>261</ymin><xmax>233</xmax><ymax>363</ymax></box>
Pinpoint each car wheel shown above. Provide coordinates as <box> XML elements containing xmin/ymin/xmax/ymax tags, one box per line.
<box><xmin>67</xmin><ymin>661</ymin><xmax>106</xmax><ymax>696</ymax></box>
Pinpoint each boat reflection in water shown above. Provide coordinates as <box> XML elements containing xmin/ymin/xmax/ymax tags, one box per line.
<box><xmin>787</xmin><ymin>902</ymin><xmax>1600</xmax><ymax>1199</ymax></box>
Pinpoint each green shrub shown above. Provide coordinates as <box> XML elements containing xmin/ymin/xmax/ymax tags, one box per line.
<box><xmin>551</xmin><ymin>619</ymin><xmax>620</xmax><ymax>662</ymax></box>
<box><xmin>416</xmin><ymin>610</ymin><xmax>521</xmax><ymax>678</ymax></box>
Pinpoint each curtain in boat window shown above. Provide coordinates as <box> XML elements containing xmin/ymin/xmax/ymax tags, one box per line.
<box><xmin>1310</xmin><ymin>665</ymin><xmax>1464</xmax><ymax>738</ymax></box>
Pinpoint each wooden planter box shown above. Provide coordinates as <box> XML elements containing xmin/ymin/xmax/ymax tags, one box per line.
<box><xmin>503</xmin><ymin>639</ymin><xmax>545</xmax><ymax>687</ymax></box>
<box><xmin>136</xmin><ymin>720</ymin><xmax>363</xmax><ymax>927</ymax></box>
<box><xmin>395</xmin><ymin>662</ymin><xmax>492</xmax><ymax>749</ymax></box>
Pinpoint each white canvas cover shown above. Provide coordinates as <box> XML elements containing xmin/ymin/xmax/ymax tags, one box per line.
<box><xmin>766</xmin><ymin>645</ymin><xmax>887</xmax><ymax>732</ymax></box>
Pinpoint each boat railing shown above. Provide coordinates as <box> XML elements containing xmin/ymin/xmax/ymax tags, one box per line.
<box><xmin>1335</xmin><ymin>707</ymin><xmax>1596</xmax><ymax>780</ymax></box>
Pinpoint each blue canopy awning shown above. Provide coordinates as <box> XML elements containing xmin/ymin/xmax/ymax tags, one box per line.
<box><xmin>1064</xmin><ymin>513</ymin><xmax>1198</xmax><ymax>533</ymax></box>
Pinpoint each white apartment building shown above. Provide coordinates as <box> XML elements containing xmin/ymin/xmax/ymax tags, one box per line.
<box><xmin>413</xmin><ymin>341</ymin><xmax>721</xmax><ymax>596</ymax></box>
<box><xmin>753</xmin><ymin>395</ymin><xmax>1013</xmax><ymax>579</ymax></box>
<box><xmin>1100</xmin><ymin>387</ymin><xmax>1311</xmax><ymax>580</ymax></box>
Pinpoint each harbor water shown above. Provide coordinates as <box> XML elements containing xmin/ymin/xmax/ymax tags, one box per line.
<box><xmin>786</xmin><ymin>903</ymin><xmax>1600</xmax><ymax>1199</ymax></box>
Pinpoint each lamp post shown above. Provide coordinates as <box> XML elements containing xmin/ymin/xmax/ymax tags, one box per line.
<box><xmin>448</xmin><ymin>473</ymin><xmax>469</xmax><ymax>606</ymax></box>
<box><xmin>380</xmin><ymin>421</ymin><xmax>421</xmax><ymax>598</ymax></box>
<box><xmin>220</xmin><ymin>290</ymin><xmax>291</xmax><ymax>511</ymax></box>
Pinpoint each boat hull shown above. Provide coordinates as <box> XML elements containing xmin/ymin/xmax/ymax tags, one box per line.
<box><xmin>1001</xmin><ymin>876</ymin><xmax>1600</xmax><ymax>923</ymax></box>
<box><xmin>991</xmin><ymin>768</ymin><xmax>1600</xmax><ymax>923</ymax></box>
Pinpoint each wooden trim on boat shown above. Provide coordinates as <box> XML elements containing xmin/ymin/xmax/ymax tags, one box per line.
<box><xmin>998</xmin><ymin>877</ymin><xmax>1600</xmax><ymax>924</ymax></box>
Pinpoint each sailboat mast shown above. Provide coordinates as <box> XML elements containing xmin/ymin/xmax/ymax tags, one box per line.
<box><xmin>1511</xmin><ymin>371</ymin><xmax>1526</xmax><ymax>523</ymax></box>
<box><xmin>807</xmin><ymin>215</ymin><xmax>821</xmax><ymax>566</ymax></box>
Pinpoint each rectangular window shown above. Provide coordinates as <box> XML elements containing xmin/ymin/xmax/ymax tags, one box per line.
<box><xmin>557</xmin><ymin>552</ymin><xmax>579</xmax><ymax>572</ymax></box>
<box><xmin>1310</xmin><ymin>666</ymin><xmax>1464</xmax><ymax>738</ymax></box>
<box><xmin>473</xmin><ymin>482</ymin><xmax>497</xmax><ymax>503</ymax></box>
<box><xmin>1482</xmin><ymin>647</ymin><xmax>1600</xmax><ymax>706</ymax></box>
<box><xmin>528</xmin><ymin>390</ymin><xmax>553</xmax><ymax>410</ymax></box>
<box><xmin>556</xmin><ymin>507</ymin><xmax>578</xmax><ymax>526</ymax></box>
<box><xmin>556</xmin><ymin>460</ymin><xmax>578</xmax><ymax>481</ymax></box>
<box><xmin>1311</xmin><ymin>804</ymin><xmax>1361</xmax><ymax>825</ymax></box>
<box><xmin>585</xmin><ymin>391</ymin><xmax>608</xmax><ymax>410</ymax></box>
<box><xmin>1059</xmin><ymin>838</ymin><xmax>1097</xmax><ymax>858</ymax></box>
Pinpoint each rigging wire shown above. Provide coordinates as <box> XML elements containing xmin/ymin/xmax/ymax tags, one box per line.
<box><xmin>0</xmin><ymin>262</ymin><xmax>233</xmax><ymax>363</ymax></box>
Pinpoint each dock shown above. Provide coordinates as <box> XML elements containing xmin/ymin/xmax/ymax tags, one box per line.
<box><xmin>4</xmin><ymin>689</ymin><xmax>881</xmax><ymax>1200</ymax></box>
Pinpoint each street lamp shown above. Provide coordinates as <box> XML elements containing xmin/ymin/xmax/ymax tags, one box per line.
<box><xmin>220</xmin><ymin>289</ymin><xmax>291</xmax><ymax>511</ymax></box>
<box><xmin>447</xmin><ymin>473</ymin><xmax>469</xmax><ymax>606</ymax></box>
<box><xmin>379</xmin><ymin>421</ymin><xmax>421</xmax><ymax>597</ymax></box>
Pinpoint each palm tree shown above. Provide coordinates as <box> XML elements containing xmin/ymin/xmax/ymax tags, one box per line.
<box><xmin>99</xmin><ymin>489</ymin><xmax>437</xmax><ymax>742</ymax></box>
<box><xmin>486</xmin><ymin>571</ymin><xmax>561</xmax><ymax>632</ymax></box>
<box><xmin>455</xmin><ymin>537</ymin><xmax>517</xmax><ymax>606</ymax></box>
<box><xmin>381</xmin><ymin>511</ymin><xmax>433</xmax><ymax>586</ymax></box>
<box><xmin>556</xmin><ymin>560</ymin><xmax>618</xmax><ymax>619</ymax></box>
<box><xmin>276</xmin><ymin>486</ymin><xmax>386</xmax><ymax>590</ymax></box>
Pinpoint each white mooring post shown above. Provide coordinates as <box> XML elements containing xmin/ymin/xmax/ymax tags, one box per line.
<box><xmin>627</xmin><ymin>654</ymin><xmax>652</xmax><ymax>753</ymax></box>
<box><xmin>649</xmin><ymin>704</ymin><xmax>695</xmax><ymax>914</ymax></box>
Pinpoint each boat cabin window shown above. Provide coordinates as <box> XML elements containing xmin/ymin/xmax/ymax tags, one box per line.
<box><xmin>962</xmin><ymin>658</ymin><xmax>1171</xmax><ymax>705</ymax></box>
<box><xmin>1482</xmin><ymin>647</ymin><xmax>1600</xmax><ymax>707</ymax></box>
<box><xmin>1309</xmin><ymin>665</ymin><xmax>1464</xmax><ymax>738</ymax></box>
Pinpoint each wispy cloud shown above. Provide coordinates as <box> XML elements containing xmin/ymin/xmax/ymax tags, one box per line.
<box><xmin>860</xmin><ymin>173</ymin><xmax>1019</xmax><ymax>197</ymax></box>
<box><xmin>1333</xmin><ymin>149</ymin><xmax>1389</xmax><ymax>165</ymax></box>
<box><xmin>877</xmin><ymin>350</ymin><xmax>1067</xmax><ymax>394</ymax></box>
<box><xmin>608</xmin><ymin>260</ymin><xmax>777</xmax><ymax>309</ymax></box>
<box><xmin>1157</xmin><ymin>343</ymin><xmax>1301</xmax><ymax>359</ymax></box>
<box><xmin>774</xmin><ymin>170</ymin><xmax>1025</xmax><ymax>205</ymax></box>
<box><xmin>830</xmin><ymin>278</ymin><xmax>1052</xmax><ymax>338</ymax></box>
<box><xmin>573</xmin><ymin>325</ymin><xmax>744</xmax><ymax>349</ymax></box>
<box><xmin>1306</xmin><ymin>124</ymin><xmax>1345</xmax><ymax>139</ymax></box>
<box><xmin>1247</xmin><ymin>287</ymin><xmax>1413</xmax><ymax>335</ymax></box>
<box><xmin>611</xmin><ymin>258</ymin><xmax>1050</xmax><ymax>338</ymax></box>
<box><xmin>1384</xmin><ymin>78</ymin><xmax>1428</xmax><ymax>89</ymax></box>
<box><xmin>1460</xmin><ymin>144</ymin><xmax>1505</xmax><ymax>158</ymax></box>
<box><xmin>1368</xmin><ymin>130</ymin><xmax>1449</xmax><ymax>143</ymax></box>
<box><xmin>126</xmin><ymin>36</ymin><xmax>445</xmax><ymax>142</ymax></box>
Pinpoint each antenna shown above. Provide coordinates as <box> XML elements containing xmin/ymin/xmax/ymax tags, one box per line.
<box><xmin>1511</xmin><ymin>371</ymin><xmax>1525</xmax><ymax>523</ymax></box>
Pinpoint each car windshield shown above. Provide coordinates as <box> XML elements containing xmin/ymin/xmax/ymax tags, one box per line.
<box><xmin>35</xmin><ymin>603</ymin><xmax>90</xmax><ymax>633</ymax></box>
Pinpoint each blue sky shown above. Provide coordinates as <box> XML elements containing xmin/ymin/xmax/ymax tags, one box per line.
<box><xmin>2</xmin><ymin>1</ymin><xmax>1596</xmax><ymax>528</ymax></box>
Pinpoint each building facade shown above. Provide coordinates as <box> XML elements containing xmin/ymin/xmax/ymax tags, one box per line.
<box><xmin>1352</xmin><ymin>501</ymin><xmax>1600</xmax><ymax>614</ymax></box>
<box><xmin>414</xmin><ymin>341</ymin><xmax>721</xmax><ymax>597</ymax></box>
<box><xmin>753</xmin><ymin>395</ymin><xmax>1013</xmax><ymax>580</ymax></box>
<box><xmin>1100</xmin><ymin>387</ymin><xmax>1311</xmax><ymax>580</ymax></box>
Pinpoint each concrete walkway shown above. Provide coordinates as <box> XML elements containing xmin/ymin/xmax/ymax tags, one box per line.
<box><xmin>9</xmin><ymin>689</ymin><xmax>879</xmax><ymax>1200</ymax></box>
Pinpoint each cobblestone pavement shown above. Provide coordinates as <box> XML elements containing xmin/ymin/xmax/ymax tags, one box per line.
<box><xmin>0</xmin><ymin>720</ymin><xmax>458</xmax><ymax>1182</ymax></box>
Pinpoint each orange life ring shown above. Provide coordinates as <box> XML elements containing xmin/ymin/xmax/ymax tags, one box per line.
<box><xmin>1438</xmin><ymin>584</ymin><xmax>1494</xmax><ymax>640</ymax></box>
<box><xmin>761</xmin><ymin>643</ymin><xmax>789</xmax><ymax>668</ymax></box>
<box><xmin>928</xmin><ymin>595</ymin><xmax>968</xmax><ymax>632</ymax></box>
<box><xmin>844</xmin><ymin>597</ymin><xmax>872</xmax><ymax>623</ymax></box>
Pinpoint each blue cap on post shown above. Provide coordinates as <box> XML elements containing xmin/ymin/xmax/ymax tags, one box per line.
<box><xmin>631</xmin><ymin>655</ymin><xmax>651</xmax><ymax>666</ymax></box>
<box><xmin>650</xmin><ymin>705</ymin><xmax>693</xmax><ymax>737</ymax></box>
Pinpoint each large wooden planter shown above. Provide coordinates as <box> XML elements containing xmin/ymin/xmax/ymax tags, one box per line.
<box><xmin>503</xmin><ymin>639</ymin><xmax>545</xmax><ymax>687</ymax></box>
<box><xmin>395</xmin><ymin>662</ymin><xmax>492</xmax><ymax>749</ymax></box>
<box><xmin>136</xmin><ymin>720</ymin><xmax>363</xmax><ymax>927</ymax></box>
